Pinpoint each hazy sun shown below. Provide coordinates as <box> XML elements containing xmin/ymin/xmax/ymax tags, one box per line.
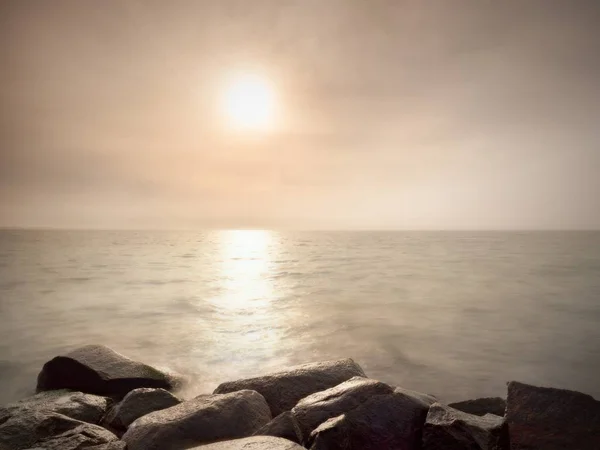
<box><xmin>222</xmin><ymin>73</ymin><xmax>276</xmax><ymax>131</ymax></box>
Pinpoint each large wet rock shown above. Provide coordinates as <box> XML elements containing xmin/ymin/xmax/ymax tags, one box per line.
<box><xmin>37</xmin><ymin>345</ymin><xmax>176</xmax><ymax>398</ymax></box>
<box><xmin>448</xmin><ymin>397</ymin><xmax>506</xmax><ymax>417</ymax></box>
<box><xmin>506</xmin><ymin>381</ymin><xmax>600</xmax><ymax>449</ymax></box>
<box><xmin>191</xmin><ymin>436</ymin><xmax>305</xmax><ymax>449</ymax></box>
<box><xmin>24</xmin><ymin>443</ymin><xmax>125</xmax><ymax>450</ymax></box>
<box><xmin>24</xmin><ymin>442</ymin><xmax>126</xmax><ymax>450</ymax></box>
<box><xmin>122</xmin><ymin>389</ymin><xmax>271</xmax><ymax>450</ymax></box>
<box><xmin>24</xmin><ymin>444</ymin><xmax>126</xmax><ymax>449</ymax></box>
<box><xmin>105</xmin><ymin>387</ymin><xmax>181</xmax><ymax>429</ymax></box>
<box><xmin>422</xmin><ymin>403</ymin><xmax>509</xmax><ymax>450</ymax></box>
<box><xmin>0</xmin><ymin>409</ymin><xmax>119</xmax><ymax>450</ymax></box>
<box><xmin>21</xmin><ymin>423</ymin><xmax>120</xmax><ymax>450</ymax></box>
<box><xmin>86</xmin><ymin>443</ymin><xmax>127</xmax><ymax>450</ymax></box>
<box><xmin>253</xmin><ymin>411</ymin><xmax>303</xmax><ymax>444</ymax></box>
<box><xmin>214</xmin><ymin>358</ymin><xmax>366</xmax><ymax>416</ymax></box>
<box><xmin>81</xmin><ymin>443</ymin><xmax>127</xmax><ymax>450</ymax></box>
<box><xmin>0</xmin><ymin>389</ymin><xmax>109</xmax><ymax>424</ymax></box>
<box><xmin>306</xmin><ymin>385</ymin><xmax>436</xmax><ymax>450</ymax></box>
<box><xmin>292</xmin><ymin>376</ymin><xmax>394</xmax><ymax>439</ymax></box>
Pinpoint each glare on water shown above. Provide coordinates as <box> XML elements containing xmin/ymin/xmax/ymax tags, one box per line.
<box><xmin>215</xmin><ymin>230</ymin><xmax>275</xmax><ymax>311</ymax></box>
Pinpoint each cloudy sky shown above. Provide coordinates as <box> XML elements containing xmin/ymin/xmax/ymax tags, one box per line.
<box><xmin>1</xmin><ymin>0</ymin><xmax>599</xmax><ymax>229</ymax></box>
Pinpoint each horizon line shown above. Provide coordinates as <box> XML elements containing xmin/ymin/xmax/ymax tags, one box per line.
<box><xmin>1</xmin><ymin>226</ymin><xmax>599</xmax><ymax>233</ymax></box>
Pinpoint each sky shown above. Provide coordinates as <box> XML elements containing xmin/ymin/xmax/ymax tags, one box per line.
<box><xmin>1</xmin><ymin>0</ymin><xmax>599</xmax><ymax>230</ymax></box>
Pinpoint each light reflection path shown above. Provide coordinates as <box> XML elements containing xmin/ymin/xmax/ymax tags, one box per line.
<box><xmin>218</xmin><ymin>230</ymin><xmax>274</xmax><ymax>311</ymax></box>
<box><xmin>206</xmin><ymin>230</ymin><xmax>284</xmax><ymax>371</ymax></box>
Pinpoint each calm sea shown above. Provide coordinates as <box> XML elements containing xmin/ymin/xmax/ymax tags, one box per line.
<box><xmin>0</xmin><ymin>230</ymin><xmax>599</xmax><ymax>405</ymax></box>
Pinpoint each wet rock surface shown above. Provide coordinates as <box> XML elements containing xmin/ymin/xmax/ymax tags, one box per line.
<box><xmin>292</xmin><ymin>376</ymin><xmax>394</xmax><ymax>439</ymax></box>
<box><xmin>0</xmin><ymin>389</ymin><xmax>109</xmax><ymax>424</ymax></box>
<box><xmin>0</xmin><ymin>409</ymin><xmax>118</xmax><ymax>450</ymax></box>
<box><xmin>104</xmin><ymin>387</ymin><xmax>181</xmax><ymax>429</ymax></box>
<box><xmin>122</xmin><ymin>389</ymin><xmax>271</xmax><ymax>450</ymax></box>
<box><xmin>191</xmin><ymin>436</ymin><xmax>306</xmax><ymax>449</ymax></box>
<box><xmin>422</xmin><ymin>402</ymin><xmax>509</xmax><ymax>450</ymax></box>
<box><xmin>306</xmin><ymin>385</ymin><xmax>436</xmax><ymax>450</ymax></box>
<box><xmin>5</xmin><ymin>348</ymin><xmax>600</xmax><ymax>450</ymax></box>
<box><xmin>214</xmin><ymin>358</ymin><xmax>366</xmax><ymax>416</ymax></box>
<box><xmin>253</xmin><ymin>411</ymin><xmax>304</xmax><ymax>444</ymax></box>
<box><xmin>506</xmin><ymin>381</ymin><xmax>600</xmax><ymax>450</ymax></box>
<box><xmin>36</xmin><ymin>345</ymin><xmax>176</xmax><ymax>398</ymax></box>
<box><xmin>21</xmin><ymin>422</ymin><xmax>120</xmax><ymax>450</ymax></box>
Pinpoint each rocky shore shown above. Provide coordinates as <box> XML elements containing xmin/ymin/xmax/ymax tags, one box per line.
<box><xmin>1</xmin><ymin>344</ymin><xmax>599</xmax><ymax>449</ymax></box>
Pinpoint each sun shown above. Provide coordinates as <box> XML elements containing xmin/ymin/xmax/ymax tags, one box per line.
<box><xmin>222</xmin><ymin>73</ymin><xmax>276</xmax><ymax>132</ymax></box>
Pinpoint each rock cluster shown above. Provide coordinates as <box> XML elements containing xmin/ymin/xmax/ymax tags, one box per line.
<box><xmin>1</xmin><ymin>344</ymin><xmax>599</xmax><ymax>449</ymax></box>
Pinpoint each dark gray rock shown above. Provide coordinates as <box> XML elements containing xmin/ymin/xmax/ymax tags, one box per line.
<box><xmin>214</xmin><ymin>358</ymin><xmax>366</xmax><ymax>416</ymax></box>
<box><xmin>190</xmin><ymin>436</ymin><xmax>305</xmax><ymax>449</ymax></box>
<box><xmin>0</xmin><ymin>409</ymin><xmax>118</xmax><ymax>450</ymax></box>
<box><xmin>26</xmin><ymin>442</ymin><xmax>126</xmax><ymax>450</ymax></box>
<box><xmin>86</xmin><ymin>443</ymin><xmax>127</xmax><ymax>450</ymax></box>
<box><xmin>307</xmin><ymin>386</ymin><xmax>436</xmax><ymax>450</ymax></box>
<box><xmin>253</xmin><ymin>411</ymin><xmax>303</xmax><ymax>444</ymax></box>
<box><xmin>448</xmin><ymin>397</ymin><xmax>506</xmax><ymax>417</ymax></box>
<box><xmin>21</xmin><ymin>423</ymin><xmax>119</xmax><ymax>450</ymax></box>
<box><xmin>291</xmin><ymin>376</ymin><xmax>394</xmax><ymax>439</ymax></box>
<box><xmin>422</xmin><ymin>403</ymin><xmax>509</xmax><ymax>450</ymax></box>
<box><xmin>0</xmin><ymin>389</ymin><xmax>109</xmax><ymax>424</ymax></box>
<box><xmin>122</xmin><ymin>389</ymin><xmax>271</xmax><ymax>450</ymax></box>
<box><xmin>37</xmin><ymin>345</ymin><xmax>176</xmax><ymax>398</ymax></box>
<box><xmin>105</xmin><ymin>387</ymin><xmax>181</xmax><ymax>429</ymax></box>
<box><xmin>306</xmin><ymin>415</ymin><xmax>346</xmax><ymax>450</ymax></box>
<box><xmin>506</xmin><ymin>381</ymin><xmax>600</xmax><ymax>450</ymax></box>
<box><xmin>394</xmin><ymin>386</ymin><xmax>438</xmax><ymax>407</ymax></box>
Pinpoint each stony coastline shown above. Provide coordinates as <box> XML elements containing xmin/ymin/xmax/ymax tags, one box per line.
<box><xmin>0</xmin><ymin>344</ymin><xmax>598</xmax><ymax>450</ymax></box>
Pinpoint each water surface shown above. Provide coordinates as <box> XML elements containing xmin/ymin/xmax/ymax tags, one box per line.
<box><xmin>1</xmin><ymin>230</ymin><xmax>599</xmax><ymax>404</ymax></box>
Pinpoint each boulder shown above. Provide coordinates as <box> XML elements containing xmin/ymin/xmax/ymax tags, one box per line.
<box><xmin>25</xmin><ymin>443</ymin><xmax>126</xmax><ymax>450</ymax></box>
<box><xmin>291</xmin><ymin>376</ymin><xmax>394</xmax><ymax>439</ymax></box>
<box><xmin>122</xmin><ymin>389</ymin><xmax>271</xmax><ymax>450</ymax></box>
<box><xmin>86</xmin><ymin>443</ymin><xmax>127</xmax><ymax>450</ymax></box>
<box><xmin>253</xmin><ymin>411</ymin><xmax>303</xmax><ymax>444</ymax></box>
<box><xmin>307</xmin><ymin>415</ymin><xmax>347</xmax><ymax>449</ymax></box>
<box><xmin>190</xmin><ymin>436</ymin><xmax>305</xmax><ymax>449</ymax></box>
<box><xmin>307</xmin><ymin>386</ymin><xmax>436</xmax><ymax>450</ymax></box>
<box><xmin>506</xmin><ymin>381</ymin><xmax>600</xmax><ymax>449</ymax></box>
<box><xmin>37</xmin><ymin>345</ymin><xmax>176</xmax><ymax>398</ymax></box>
<box><xmin>0</xmin><ymin>389</ymin><xmax>109</xmax><ymax>424</ymax></box>
<box><xmin>21</xmin><ymin>423</ymin><xmax>119</xmax><ymax>450</ymax></box>
<box><xmin>448</xmin><ymin>397</ymin><xmax>506</xmax><ymax>417</ymax></box>
<box><xmin>422</xmin><ymin>403</ymin><xmax>509</xmax><ymax>450</ymax></box>
<box><xmin>104</xmin><ymin>387</ymin><xmax>181</xmax><ymax>429</ymax></box>
<box><xmin>0</xmin><ymin>409</ymin><xmax>118</xmax><ymax>450</ymax></box>
<box><xmin>214</xmin><ymin>358</ymin><xmax>366</xmax><ymax>416</ymax></box>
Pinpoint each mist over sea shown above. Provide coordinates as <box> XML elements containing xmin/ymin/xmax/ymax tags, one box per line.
<box><xmin>0</xmin><ymin>230</ymin><xmax>599</xmax><ymax>405</ymax></box>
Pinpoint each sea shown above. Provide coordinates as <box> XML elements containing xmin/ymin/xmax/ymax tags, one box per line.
<box><xmin>0</xmin><ymin>230</ymin><xmax>599</xmax><ymax>405</ymax></box>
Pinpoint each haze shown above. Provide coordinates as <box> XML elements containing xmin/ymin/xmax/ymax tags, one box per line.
<box><xmin>1</xmin><ymin>0</ymin><xmax>599</xmax><ymax>230</ymax></box>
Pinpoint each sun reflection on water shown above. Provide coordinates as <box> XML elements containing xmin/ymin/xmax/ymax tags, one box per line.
<box><xmin>216</xmin><ymin>229</ymin><xmax>275</xmax><ymax>311</ymax></box>
<box><xmin>206</xmin><ymin>230</ymin><xmax>286</xmax><ymax>370</ymax></box>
